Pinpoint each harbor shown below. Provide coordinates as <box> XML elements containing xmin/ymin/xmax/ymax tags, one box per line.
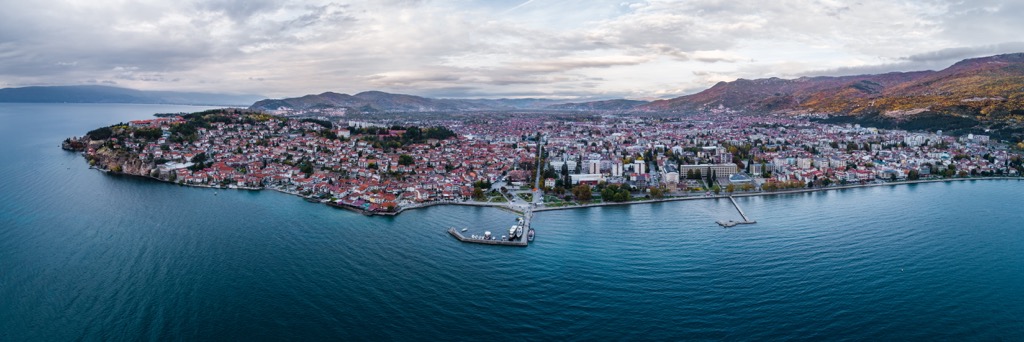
<box><xmin>448</xmin><ymin>209</ymin><xmax>534</xmax><ymax>247</ymax></box>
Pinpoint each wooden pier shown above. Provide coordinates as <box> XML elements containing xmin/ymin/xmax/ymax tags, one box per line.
<box><xmin>718</xmin><ymin>196</ymin><xmax>756</xmax><ymax>227</ymax></box>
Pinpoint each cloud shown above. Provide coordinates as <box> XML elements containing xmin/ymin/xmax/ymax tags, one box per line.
<box><xmin>508</xmin><ymin>56</ymin><xmax>652</xmax><ymax>73</ymax></box>
<box><xmin>796</xmin><ymin>42</ymin><xmax>1024</xmax><ymax>77</ymax></box>
<box><xmin>901</xmin><ymin>42</ymin><xmax>1024</xmax><ymax>63</ymax></box>
<box><xmin>0</xmin><ymin>0</ymin><xmax>1022</xmax><ymax>99</ymax></box>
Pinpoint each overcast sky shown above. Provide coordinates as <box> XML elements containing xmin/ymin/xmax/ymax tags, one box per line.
<box><xmin>1</xmin><ymin>0</ymin><xmax>1022</xmax><ymax>99</ymax></box>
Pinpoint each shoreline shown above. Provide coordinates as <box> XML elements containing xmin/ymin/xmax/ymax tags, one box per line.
<box><xmin>533</xmin><ymin>177</ymin><xmax>1022</xmax><ymax>213</ymax></box>
<box><xmin>85</xmin><ymin>164</ymin><xmax>1019</xmax><ymax>216</ymax></box>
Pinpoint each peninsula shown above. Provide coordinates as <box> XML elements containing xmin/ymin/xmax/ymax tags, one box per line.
<box><xmin>64</xmin><ymin>107</ymin><xmax>1024</xmax><ymax>216</ymax></box>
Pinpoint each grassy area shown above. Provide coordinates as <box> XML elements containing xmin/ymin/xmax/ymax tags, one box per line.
<box><xmin>517</xmin><ymin>193</ymin><xmax>533</xmax><ymax>202</ymax></box>
<box><xmin>543</xmin><ymin>195</ymin><xmax>565</xmax><ymax>204</ymax></box>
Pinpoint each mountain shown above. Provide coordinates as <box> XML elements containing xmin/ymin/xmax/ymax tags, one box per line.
<box><xmin>0</xmin><ymin>85</ymin><xmax>263</xmax><ymax>106</ymax></box>
<box><xmin>642</xmin><ymin>53</ymin><xmax>1024</xmax><ymax>121</ymax></box>
<box><xmin>252</xmin><ymin>91</ymin><xmax>480</xmax><ymax>112</ymax></box>
<box><xmin>249</xmin><ymin>91</ymin><xmax>584</xmax><ymax>112</ymax></box>
<box><xmin>546</xmin><ymin>99</ymin><xmax>649</xmax><ymax>111</ymax></box>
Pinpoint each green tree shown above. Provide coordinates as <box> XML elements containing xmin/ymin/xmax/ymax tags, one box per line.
<box><xmin>300</xmin><ymin>163</ymin><xmax>314</xmax><ymax>176</ymax></box>
<box><xmin>398</xmin><ymin>154</ymin><xmax>415</xmax><ymax>166</ymax></box>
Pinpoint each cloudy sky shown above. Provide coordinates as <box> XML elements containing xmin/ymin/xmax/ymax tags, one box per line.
<box><xmin>1</xmin><ymin>0</ymin><xmax>1022</xmax><ymax>99</ymax></box>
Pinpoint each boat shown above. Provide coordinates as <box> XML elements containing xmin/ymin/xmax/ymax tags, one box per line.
<box><xmin>514</xmin><ymin>225</ymin><xmax>523</xmax><ymax>239</ymax></box>
<box><xmin>461</xmin><ymin>228</ymin><xmax>468</xmax><ymax>232</ymax></box>
<box><xmin>509</xmin><ymin>225</ymin><xmax>518</xmax><ymax>239</ymax></box>
<box><xmin>527</xmin><ymin>228</ymin><xmax>535</xmax><ymax>241</ymax></box>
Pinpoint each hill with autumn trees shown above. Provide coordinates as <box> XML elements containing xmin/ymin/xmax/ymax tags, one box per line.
<box><xmin>642</xmin><ymin>53</ymin><xmax>1024</xmax><ymax>123</ymax></box>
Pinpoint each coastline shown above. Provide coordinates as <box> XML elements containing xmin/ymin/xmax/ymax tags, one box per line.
<box><xmin>85</xmin><ymin>163</ymin><xmax>516</xmax><ymax>216</ymax></box>
<box><xmin>83</xmin><ymin>162</ymin><xmax>1019</xmax><ymax>216</ymax></box>
<box><xmin>532</xmin><ymin>177</ymin><xmax>1022</xmax><ymax>213</ymax></box>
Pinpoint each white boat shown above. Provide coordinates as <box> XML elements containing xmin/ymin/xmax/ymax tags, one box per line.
<box><xmin>509</xmin><ymin>225</ymin><xmax>517</xmax><ymax>239</ymax></box>
<box><xmin>514</xmin><ymin>225</ymin><xmax>523</xmax><ymax>239</ymax></box>
<box><xmin>461</xmin><ymin>228</ymin><xmax>468</xmax><ymax>232</ymax></box>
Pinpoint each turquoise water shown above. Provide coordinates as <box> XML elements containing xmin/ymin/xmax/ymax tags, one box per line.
<box><xmin>1</xmin><ymin>104</ymin><xmax>1022</xmax><ymax>340</ymax></box>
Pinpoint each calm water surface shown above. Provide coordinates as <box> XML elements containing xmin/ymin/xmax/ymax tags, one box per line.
<box><xmin>1</xmin><ymin>104</ymin><xmax>1022</xmax><ymax>340</ymax></box>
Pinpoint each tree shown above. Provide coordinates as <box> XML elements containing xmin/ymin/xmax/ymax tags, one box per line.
<box><xmin>542</xmin><ymin>165</ymin><xmax>558</xmax><ymax>180</ymax></box>
<box><xmin>472</xmin><ymin>187</ymin><xmax>485</xmax><ymax>200</ymax></box>
<box><xmin>87</xmin><ymin>126</ymin><xmax>113</xmax><ymax>140</ymax></box>
<box><xmin>600</xmin><ymin>184</ymin><xmax>631</xmax><ymax>202</ymax></box>
<box><xmin>398</xmin><ymin>154</ymin><xmax>414</xmax><ymax>166</ymax></box>
<box><xmin>300</xmin><ymin>162</ymin><xmax>314</xmax><ymax>176</ymax></box>
<box><xmin>572</xmin><ymin>184</ymin><xmax>592</xmax><ymax>202</ymax></box>
<box><xmin>649</xmin><ymin>186</ymin><xmax>665</xmax><ymax>199</ymax></box>
<box><xmin>725</xmin><ymin>184</ymin><xmax>736</xmax><ymax>193</ymax></box>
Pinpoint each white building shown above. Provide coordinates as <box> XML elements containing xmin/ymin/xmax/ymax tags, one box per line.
<box><xmin>570</xmin><ymin>173</ymin><xmax>605</xmax><ymax>185</ymax></box>
<box><xmin>663</xmin><ymin>171</ymin><xmax>679</xmax><ymax>184</ymax></box>
<box><xmin>587</xmin><ymin>160</ymin><xmax>601</xmax><ymax>174</ymax></box>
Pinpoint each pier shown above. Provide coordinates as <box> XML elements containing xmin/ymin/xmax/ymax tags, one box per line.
<box><xmin>448</xmin><ymin>219</ymin><xmax>529</xmax><ymax>247</ymax></box>
<box><xmin>718</xmin><ymin>196</ymin><xmax>756</xmax><ymax>227</ymax></box>
<box><xmin>449</xmin><ymin>200</ymin><xmax>535</xmax><ymax>247</ymax></box>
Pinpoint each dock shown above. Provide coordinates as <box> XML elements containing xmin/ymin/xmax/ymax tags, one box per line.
<box><xmin>448</xmin><ymin>227</ymin><xmax>528</xmax><ymax>247</ymax></box>
<box><xmin>718</xmin><ymin>196</ymin><xmax>756</xmax><ymax>227</ymax></box>
<box><xmin>449</xmin><ymin>203</ymin><xmax>535</xmax><ymax>247</ymax></box>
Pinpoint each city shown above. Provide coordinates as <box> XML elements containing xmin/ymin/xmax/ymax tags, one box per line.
<box><xmin>68</xmin><ymin>109</ymin><xmax>1024</xmax><ymax>215</ymax></box>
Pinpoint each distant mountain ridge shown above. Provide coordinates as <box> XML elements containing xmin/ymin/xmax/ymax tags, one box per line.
<box><xmin>547</xmin><ymin>99</ymin><xmax>649</xmax><ymax>111</ymax></box>
<box><xmin>249</xmin><ymin>91</ymin><xmax>630</xmax><ymax>112</ymax></box>
<box><xmin>641</xmin><ymin>53</ymin><xmax>1024</xmax><ymax>120</ymax></box>
<box><xmin>0</xmin><ymin>85</ymin><xmax>263</xmax><ymax>106</ymax></box>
